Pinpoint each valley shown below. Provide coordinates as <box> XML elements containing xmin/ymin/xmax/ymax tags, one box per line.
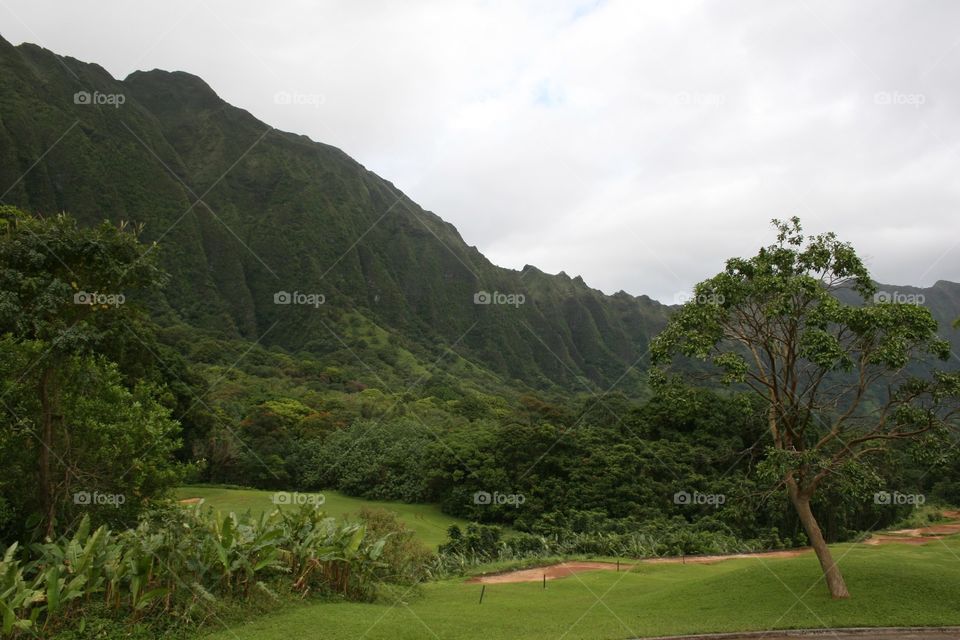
<box><xmin>1</xmin><ymin>11</ymin><xmax>959</xmax><ymax>640</ymax></box>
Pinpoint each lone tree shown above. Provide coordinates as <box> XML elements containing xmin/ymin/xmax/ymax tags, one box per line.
<box><xmin>652</xmin><ymin>218</ymin><xmax>959</xmax><ymax>598</ymax></box>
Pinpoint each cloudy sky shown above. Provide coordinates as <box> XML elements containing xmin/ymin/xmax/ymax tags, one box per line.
<box><xmin>2</xmin><ymin>0</ymin><xmax>959</xmax><ymax>302</ymax></box>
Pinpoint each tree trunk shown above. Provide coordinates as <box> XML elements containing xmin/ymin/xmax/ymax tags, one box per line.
<box><xmin>789</xmin><ymin>488</ymin><xmax>849</xmax><ymax>598</ymax></box>
<box><xmin>38</xmin><ymin>367</ymin><xmax>56</xmax><ymax>539</ymax></box>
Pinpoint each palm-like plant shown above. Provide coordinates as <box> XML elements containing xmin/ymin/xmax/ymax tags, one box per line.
<box><xmin>0</xmin><ymin>503</ymin><xmax>393</xmax><ymax>636</ymax></box>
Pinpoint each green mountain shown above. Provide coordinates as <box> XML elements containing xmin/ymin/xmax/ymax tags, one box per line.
<box><xmin>0</xmin><ymin>34</ymin><xmax>674</xmax><ymax>393</ymax></box>
<box><xmin>0</xmin><ymin>35</ymin><xmax>956</xmax><ymax>394</ymax></box>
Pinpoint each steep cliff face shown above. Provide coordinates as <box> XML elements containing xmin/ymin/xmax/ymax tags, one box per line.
<box><xmin>0</xmin><ymin>36</ymin><xmax>674</xmax><ymax>391</ymax></box>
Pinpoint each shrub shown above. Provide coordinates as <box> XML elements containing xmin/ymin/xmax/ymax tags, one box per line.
<box><xmin>355</xmin><ymin>508</ymin><xmax>433</xmax><ymax>584</ymax></box>
<box><xmin>0</xmin><ymin>503</ymin><xmax>393</xmax><ymax>637</ymax></box>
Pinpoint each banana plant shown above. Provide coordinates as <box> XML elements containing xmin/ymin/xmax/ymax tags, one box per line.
<box><xmin>0</xmin><ymin>543</ymin><xmax>43</xmax><ymax>637</ymax></box>
<box><xmin>0</xmin><ymin>501</ymin><xmax>398</xmax><ymax>634</ymax></box>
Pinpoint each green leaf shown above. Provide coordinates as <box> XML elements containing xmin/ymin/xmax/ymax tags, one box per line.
<box><xmin>44</xmin><ymin>565</ymin><xmax>61</xmax><ymax>615</ymax></box>
<box><xmin>135</xmin><ymin>587</ymin><xmax>170</xmax><ymax>610</ymax></box>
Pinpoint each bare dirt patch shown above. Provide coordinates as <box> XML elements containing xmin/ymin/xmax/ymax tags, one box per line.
<box><xmin>467</xmin><ymin>561</ymin><xmax>632</xmax><ymax>584</ymax></box>
<box><xmin>865</xmin><ymin>511</ymin><xmax>960</xmax><ymax>546</ymax></box>
<box><xmin>178</xmin><ymin>497</ymin><xmax>203</xmax><ymax>504</ymax></box>
<box><xmin>467</xmin><ymin>551</ymin><xmax>815</xmax><ymax>584</ymax></box>
<box><xmin>469</xmin><ymin>512</ymin><xmax>960</xmax><ymax>584</ymax></box>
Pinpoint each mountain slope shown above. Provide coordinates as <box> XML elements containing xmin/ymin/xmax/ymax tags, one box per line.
<box><xmin>1</xmin><ymin>36</ymin><xmax>956</xmax><ymax>392</ymax></box>
<box><xmin>0</xmin><ymin>35</ymin><xmax>673</xmax><ymax>392</ymax></box>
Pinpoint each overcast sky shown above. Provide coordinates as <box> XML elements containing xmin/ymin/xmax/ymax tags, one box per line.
<box><xmin>2</xmin><ymin>0</ymin><xmax>959</xmax><ymax>302</ymax></box>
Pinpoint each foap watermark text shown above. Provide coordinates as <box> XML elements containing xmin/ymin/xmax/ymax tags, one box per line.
<box><xmin>74</xmin><ymin>491</ymin><xmax>126</xmax><ymax>507</ymax></box>
<box><xmin>271</xmin><ymin>491</ymin><xmax>326</xmax><ymax>506</ymax></box>
<box><xmin>473</xmin><ymin>490</ymin><xmax>525</xmax><ymax>507</ymax></box>
<box><xmin>274</xmin><ymin>291</ymin><xmax>325</xmax><ymax>308</ymax></box>
<box><xmin>474</xmin><ymin>290</ymin><xmax>525</xmax><ymax>307</ymax></box>
<box><xmin>674</xmin><ymin>490</ymin><xmax>726</xmax><ymax>507</ymax></box>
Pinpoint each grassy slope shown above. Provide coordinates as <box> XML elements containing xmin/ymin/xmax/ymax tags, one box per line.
<box><xmin>173</xmin><ymin>486</ymin><xmax>467</xmax><ymax>548</ymax></box>
<box><xmin>201</xmin><ymin>539</ymin><xmax>960</xmax><ymax>640</ymax></box>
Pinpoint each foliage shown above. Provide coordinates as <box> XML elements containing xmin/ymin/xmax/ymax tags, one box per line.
<box><xmin>171</xmin><ymin>486</ymin><xmax>468</xmax><ymax>550</ymax></box>
<box><xmin>0</xmin><ymin>504</ymin><xmax>391</xmax><ymax>637</ymax></box>
<box><xmin>1</xmin><ymin>36</ymin><xmax>959</xmax><ymax>629</ymax></box>
<box><xmin>0</xmin><ymin>206</ymin><xmax>184</xmax><ymax>538</ymax></box>
<box><xmin>301</xmin><ymin>419</ymin><xmax>439</xmax><ymax>502</ymax></box>
<box><xmin>651</xmin><ymin>217</ymin><xmax>960</xmax><ymax>597</ymax></box>
<box><xmin>355</xmin><ymin>508</ymin><xmax>433</xmax><ymax>584</ymax></box>
<box><xmin>434</xmin><ymin>515</ymin><xmax>789</xmax><ymax>571</ymax></box>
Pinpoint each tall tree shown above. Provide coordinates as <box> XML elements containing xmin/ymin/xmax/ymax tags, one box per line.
<box><xmin>0</xmin><ymin>206</ymin><xmax>175</xmax><ymax>536</ymax></box>
<box><xmin>652</xmin><ymin>217</ymin><xmax>960</xmax><ymax>598</ymax></box>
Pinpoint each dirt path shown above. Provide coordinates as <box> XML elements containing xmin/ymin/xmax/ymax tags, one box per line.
<box><xmin>465</xmin><ymin>551</ymin><xmax>814</xmax><ymax>584</ymax></box>
<box><xmin>866</xmin><ymin>510</ymin><xmax>960</xmax><ymax>546</ymax></box>
<box><xmin>466</xmin><ymin>561</ymin><xmax>633</xmax><ymax>584</ymax></box>
<box><xmin>468</xmin><ymin>511</ymin><xmax>960</xmax><ymax>584</ymax></box>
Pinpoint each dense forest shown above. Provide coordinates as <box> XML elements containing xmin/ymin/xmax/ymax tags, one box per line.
<box><xmin>2</xmin><ymin>203</ymin><xmax>958</xmax><ymax>637</ymax></box>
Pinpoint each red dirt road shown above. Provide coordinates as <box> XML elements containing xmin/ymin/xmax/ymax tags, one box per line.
<box><xmin>466</xmin><ymin>561</ymin><xmax>633</xmax><ymax>584</ymax></box>
<box><xmin>865</xmin><ymin>510</ymin><xmax>960</xmax><ymax>546</ymax></box>
<box><xmin>467</xmin><ymin>511</ymin><xmax>960</xmax><ymax>584</ymax></box>
<box><xmin>465</xmin><ymin>551</ymin><xmax>814</xmax><ymax>584</ymax></box>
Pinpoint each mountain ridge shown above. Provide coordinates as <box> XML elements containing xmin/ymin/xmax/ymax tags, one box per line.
<box><xmin>0</xmin><ymin>34</ymin><xmax>956</xmax><ymax>393</ymax></box>
<box><xmin>0</xmin><ymin>35</ymin><xmax>674</xmax><ymax>392</ymax></box>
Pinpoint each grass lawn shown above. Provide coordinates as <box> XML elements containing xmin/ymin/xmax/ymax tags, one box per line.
<box><xmin>200</xmin><ymin>537</ymin><xmax>960</xmax><ymax>640</ymax></box>
<box><xmin>172</xmin><ymin>486</ymin><xmax>467</xmax><ymax>548</ymax></box>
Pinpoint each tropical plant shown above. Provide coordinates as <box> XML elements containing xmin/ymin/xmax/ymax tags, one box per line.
<box><xmin>0</xmin><ymin>504</ymin><xmax>393</xmax><ymax>637</ymax></box>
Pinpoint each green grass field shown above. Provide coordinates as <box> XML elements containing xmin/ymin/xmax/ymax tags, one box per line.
<box><xmin>200</xmin><ymin>538</ymin><xmax>960</xmax><ymax>640</ymax></box>
<box><xmin>172</xmin><ymin>486</ymin><xmax>467</xmax><ymax>548</ymax></box>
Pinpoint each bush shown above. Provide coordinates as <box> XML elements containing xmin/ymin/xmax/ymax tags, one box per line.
<box><xmin>433</xmin><ymin>513</ymin><xmax>791</xmax><ymax>572</ymax></box>
<box><xmin>0</xmin><ymin>503</ymin><xmax>394</xmax><ymax>637</ymax></box>
<box><xmin>438</xmin><ymin>523</ymin><xmax>503</xmax><ymax>558</ymax></box>
<box><xmin>356</xmin><ymin>508</ymin><xmax>434</xmax><ymax>584</ymax></box>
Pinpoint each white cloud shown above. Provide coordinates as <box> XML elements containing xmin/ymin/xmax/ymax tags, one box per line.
<box><xmin>2</xmin><ymin>0</ymin><xmax>958</xmax><ymax>302</ymax></box>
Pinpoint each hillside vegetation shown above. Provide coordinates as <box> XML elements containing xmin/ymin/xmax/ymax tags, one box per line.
<box><xmin>0</xmin><ymin>35</ymin><xmax>959</xmax><ymax>640</ymax></box>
